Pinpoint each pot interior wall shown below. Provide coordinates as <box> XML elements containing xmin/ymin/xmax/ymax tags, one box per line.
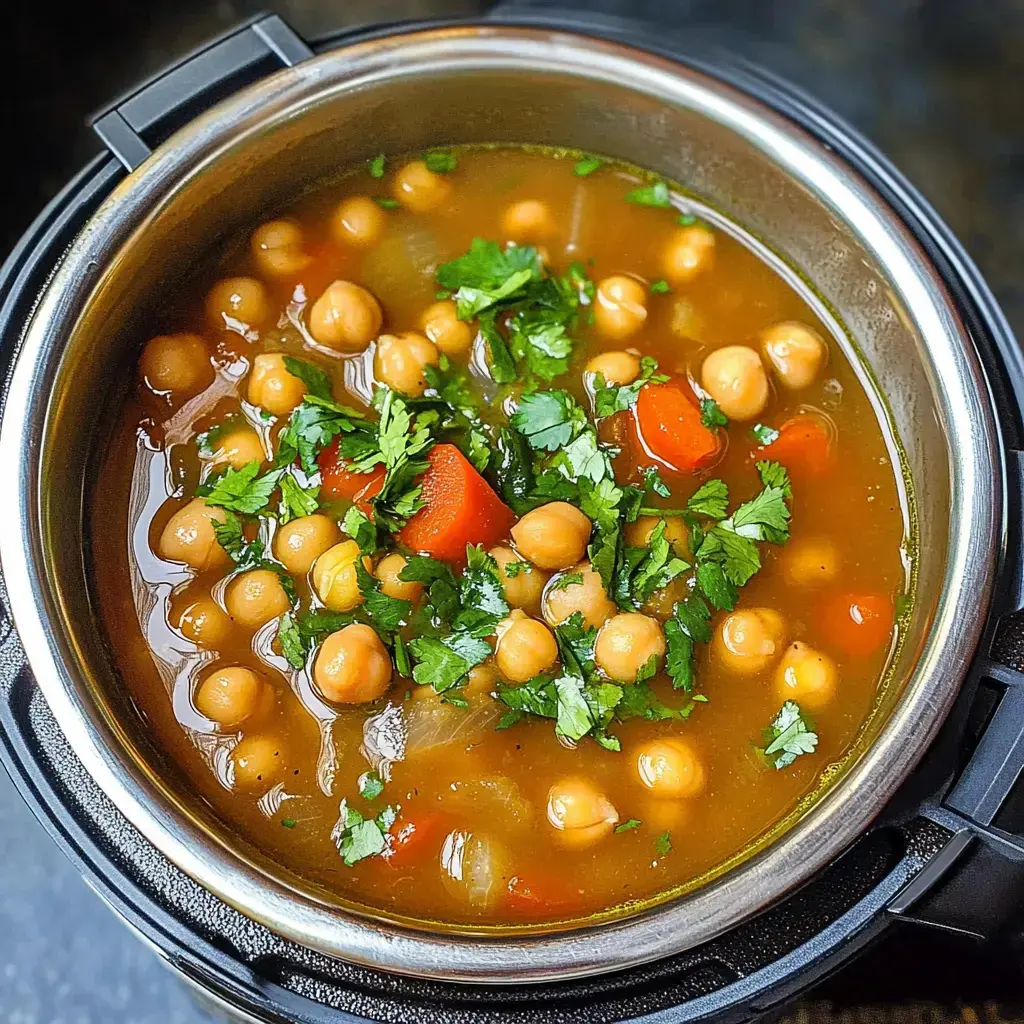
<box><xmin>40</xmin><ymin>38</ymin><xmax>950</xmax><ymax>932</ymax></box>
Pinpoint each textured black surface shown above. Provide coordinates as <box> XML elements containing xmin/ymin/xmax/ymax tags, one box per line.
<box><xmin>1</xmin><ymin>2</ymin><xmax>1023</xmax><ymax>1021</ymax></box>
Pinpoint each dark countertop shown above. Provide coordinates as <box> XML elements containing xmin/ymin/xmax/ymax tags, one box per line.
<box><xmin>1</xmin><ymin>1</ymin><xmax>1022</xmax><ymax>1020</ymax></box>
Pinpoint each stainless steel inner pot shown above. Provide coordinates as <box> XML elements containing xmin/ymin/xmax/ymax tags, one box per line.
<box><xmin>0</xmin><ymin>25</ymin><xmax>1002</xmax><ymax>983</ymax></box>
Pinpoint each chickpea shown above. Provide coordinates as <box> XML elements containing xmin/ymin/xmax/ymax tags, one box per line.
<box><xmin>700</xmin><ymin>345</ymin><xmax>770</xmax><ymax>421</ymax></box>
<box><xmin>643</xmin><ymin>576</ymin><xmax>688</xmax><ymax>622</ymax></box>
<box><xmin>205</xmin><ymin>276</ymin><xmax>269</xmax><ymax>329</ymax></box>
<box><xmin>225</xmin><ymin>570</ymin><xmax>291</xmax><ymax>628</ymax></box>
<box><xmin>586</xmin><ymin>350</ymin><xmax>641</xmax><ymax>387</ymax></box>
<box><xmin>175</xmin><ymin>596</ymin><xmax>231</xmax><ymax>647</ymax></box>
<box><xmin>251</xmin><ymin>220</ymin><xmax>310</xmax><ymax>278</ymax></box>
<box><xmin>761</xmin><ymin>321</ymin><xmax>828</xmax><ymax>390</ymax></box>
<box><xmin>594</xmin><ymin>276</ymin><xmax>648</xmax><ymax>341</ymax></box>
<box><xmin>331</xmin><ymin>196</ymin><xmax>387</xmax><ymax>248</ymax></box>
<box><xmin>547</xmin><ymin>777</ymin><xmax>618</xmax><ymax>847</ymax></box>
<box><xmin>208</xmin><ymin>428</ymin><xmax>265</xmax><ymax>471</ymax></box>
<box><xmin>375</xmin><ymin>552</ymin><xmax>422</xmax><ymax>602</ymax></box>
<box><xmin>231</xmin><ymin>734</ymin><xmax>285</xmax><ymax>788</ymax></box>
<box><xmin>543</xmin><ymin>561</ymin><xmax>615</xmax><ymax>630</ymax></box>
<box><xmin>775</xmin><ymin>641</ymin><xmax>838</xmax><ymax>710</ymax></box>
<box><xmin>662</xmin><ymin>224</ymin><xmax>716</xmax><ymax>284</ymax></box>
<box><xmin>247</xmin><ymin>353</ymin><xmax>307</xmax><ymax>417</ymax></box>
<box><xmin>273</xmin><ymin>514</ymin><xmax>340</xmax><ymax>576</ymax></box>
<box><xmin>595</xmin><ymin>613</ymin><xmax>666</xmax><ymax>682</ymax></box>
<box><xmin>309</xmin><ymin>281</ymin><xmax>383</xmax><ymax>353</ymax></box>
<box><xmin>314</xmin><ymin>624</ymin><xmax>392</xmax><ymax>703</ymax></box>
<box><xmin>195</xmin><ymin>666</ymin><xmax>265</xmax><ymax>729</ymax></box>
<box><xmin>374</xmin><ymin>332</ymin><xmax>439</xmax><ymax>397</ymax></box>
<box><xmin>784</xmin><ymin>538</ymin><xmax>840</xmax><ymax>587</ymax></box>
<box><xmin>715</xmin><ymin>608</ymin><xmax>786</xmax><ymax>675</ymax></box>
<box><xmin>491</xmin><ymin>546</ymin><xmax>547</xmax><ymax>614</ymax></box>
<box><xmin>158</xmin><ymin>498</ymin><xmax>229</xmax><ymax>570</ymax></box>
<box><xmin>635</xmin><ymin>738</ymin><xmax>706</xmax><ymax>799</ymax></box>
<box><xmin>495</xmin><ymin>614</ymin><xmax>558</xmax><ymax>684</ymax></box>
<box><xmin>625</xmin><ymin>516</ymin><xmax>690</xmax><ymax>558</ymax></box>
<box><xmin>510</xmin><ymin>502</ymin><xmax>591</xmax><ymax>571</ymax></box>
<box><xmin>502</xmin><ymin>199</ymin><xmax>556</xmax><ymax>242</ymax></box>
<box><xmin>312</xmin><ymin>541</ymin><xmax>364</xmax><ymax>612</ymax></box>
<box><xmin>392</xmin><ymin>160</ymin><xmax>452</xmax><ymax>213</ymax></box>
<box><xmin>421</xmin><ymin>300</ymin><xmax>473</xmax><ymax>357</ymax></box>
<box><xmin>139</xmin><ymin>333</ymin><xmax>213</xmax><ymax>399</ymax></box>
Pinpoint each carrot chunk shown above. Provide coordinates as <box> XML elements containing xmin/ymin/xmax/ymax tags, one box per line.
<box><xmin>397</xmin><ymin>444</ymin><xmax>515</xmax><ymax>564</ymax></box>
<box><xmin>820</xmin><ymin>591</ymin><xmax>894</xmax><ymax>658</ymax></box>
<box><xmin>761</xmin><ymin>413</ymin><xmax>836</xmax><ymax>478</ymax></box>
<box><xmin>632</xmin><ymin>378</ymin><xmax>723</xmax><ymax>474</ymax></box>
<box><xmin>317</xmin><ymin>437</ymin><xmax>385</xmax><ymax>510</ymax></box>
<box><xmin>505</xmin><ymin>872</ymin><xmax>587</xmax><ymax>918</ymax></box>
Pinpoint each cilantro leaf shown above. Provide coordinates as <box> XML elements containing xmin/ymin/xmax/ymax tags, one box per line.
<box><xmin>695</xmin><ymin>554</ymin><xmax>740</xmax><ymax>610</ymax></box>
<box><xmin>615</xmin><ymin>818</ymin><xmax>641</xmax><ymax>833</ymax></box>
<box><xmin>510</xmin><ymin>390</ymin><xmax>585</xmax><ymax>451</ymax></box>
<box><xmin>408</xmin><ymin>633</ymin><xmax>491</xmax><ymax>693</ymax></box>
<box><xmin>642</xmin><ymin>466</ymin><xmax>671</xmax><ymax>498</ymax></box>
<box><xmin>626</xmin><ymin>181</ymin><xmax>671</xmax><ymax>207</ymax></box>
<box><xmin>454</xmin><ymin>546</ymin><xmax>509</xmax><ymax>635</ymax></box>
<box><xmin>369</xmin><ymin>154</ymin><xmax>386</xmax><ymax>178</ymax></box>
<box><xmin>686</xmin><ymin>479</ymin><xmax>729</xmax><ymax>519</ymax></box>
<box><xmin>655</xmin><ymin>831</ymin><xmax>673</xmax><ymax>855</ymax></box>
<box><xmin>277</xmin><ymin>608</ymin><xmax>360</xmax><ymax>669</ymax></box>
<box><xmin>342</xmin><ymin>505</ymin><xmax>377</xmax><ymax>555</ymax></box>
<box><xmin>615</xmin><ymin>682</ymin><xmax>698</xmax><ymax>722</ymax></box>
<box><xmin>757</xmin><ymin>460</ymin><xmax>792</xmax><ymax>498</ymax></box>
<box><xmin>497</xmin><ymin>676</ymin><xmax>558</xmax><ymax>721</ymax></box>
<box><xmin>332</xmin><ymin>801</ymin><xmax>393</xmax><ymax>866</ymax></box>
<box><xmin>277</xmin><ymin>612</ymin><xmax>307</xmax><ymax>669</ymax></box>
<box><xmin>492</xmin><ymin>427</ymin><xmax>534</xmax><ymax>510</ymax></box>
<box><xmin>592</xmin><ymin>356</ymin><xmax>666</xmax><ymax>419</ymax></box>
<box><xmin>762</xmin><ymin>700</ymin><xmax>819</xmax><ymax>769</ymax></box>
<box><xmin>436</xmin><ymin>238</ymin><xmax>539</xmax><ymax>318</ymax></box>
<box><xmin>665</xmin><ymin>594</ymin><xmax>712</xmax><ymax>692</ymax></box>
<box><xmin>375</xmin><ymin>197</ymin><xmax>399</xmax><ymax>209</ymax></box>
<box><xmin>424</xmin><ymin>150</ymin><xmax>457</xmax><ymax>174</ymax></box>
<box><xmin>283</xmin><ymin>356</ymin><xmax>333</xmax><ymax>400</ymax></box>
<box><xmin>550</xmin><ymin>572</ymin><xmax>584</xmax><ymax>593</ymax></box>
<box><xmin>752</xmin><ymin>423</ymin><xmax>780</xmax><ymax>446</ymax></box>
<box><xmin>358</xmin><ymin>771</ymin><xmax>385</xmax><ymax>800</ymax></box>
<box><xmin>204</xmin><ymin>463</ymin><xmax>283</xmax><ymax>515</ymax></box>
<box><xmin>479</xmin><ymin>317</ymin><xmax>517</xmax><ymax>384</ymax></box>
<box><xmin>628</xmin><ymin>520</ymin><xmax>690</xmax><ymax>607</ymax></box>
<box><xmin>278</xmin><ymin>473</ymin><xmax>319</xmax><ymax>523</ymax></box>
<box><xmin>700</xmin><ymin>397</ymin><xmax>729</xmax><ymax>429</ymax></box>
<box><xmin>650</xmin><ymin>279</ymin><xmax>671</xmax><ymax>294</ymax></box>
<box><xmin>508</xmin><ymin>312</ymin><xmax>574</xmax><ymax>381</ymax></box>
<box><xmin>400</xmin><ymin>556</ymin><xmax>460</xmax><ymax>624</ymax></box>
<box><xmin>276</xmin><ymin>395</ymin><xmax>369</xmax><ymax>475</ymax></box>
<box><xmin>574</xmin><ymin>156</ymin><xmax>604</xmax><ymax>176</ymax></box>
<box><xmin>356</xmin><ymin>560</ymin><xmax>412</xmax><ymax>633</ymax></box>
<box><xmin>554</xmin><ymin>612</ymin><xmax>598</xmax><ymax>676</ymax></box>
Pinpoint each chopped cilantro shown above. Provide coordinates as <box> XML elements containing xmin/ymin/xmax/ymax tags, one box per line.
<box><xmin>686</xmin><ymin>479</ymin><xmax>729</xmax><ymax>519</ymax></box>
<box><xmin>654</xmin><ymin>831</ymin><xmax>673</xmax><ymax>855</ymax></box>
<box><xmin>700</xmin><ymin>397</ymin><xmax>729</xmax><ymax>429</ymax></box>
<box><xmin>282</xmin><ymin>356</ymin><xmax>333</xmax><ymax>400</ymax></box>
<box><xmin>510</xmin><ymin>390</ymin><xmax>585</xmax><ymax>451</ymax></box>
<box><xmin>424</xmin><ymin>150</ymin><xmax>457</xmax><ymax>174</ymax></box>
<box><xmin>615</xmin><ymin>819</ymin><xmax>641</xmax><ymax>833</ymax></box>
<box><xmin>278</xmin><ymin>473</ymin><xmax>319</xmax><ymax>523</ymax></box>
<box><xmin>502</xmin><ymin>560</ymin><xmax>530</xmax><ymax>579</ymax></box>
<box><xmin>555</xmin><ymin>612</ymin><xmax>598</xmax><ymax>677</ymax></box>
<box><xmin>615</xmin><ymin>683</ymin><xmax>698</xmax><ymax>722</ymax></box>
<box><xmin>342</xmin><ymin>505</ymin><xmax>377</xmax><ymax>555</ymax></box>
<box><xmin>408</xmin><ymin>633</ymin><xmax>491</xmax><ymax>693</ymax></box>
<box><xmin>400</xmin><ymin>556</ymin><xmax>461</xmax><ymax>624</ymax></box>
<box><xmin>277</xmin><ymin>608</ymin><xmax>358</xmax><ymax>669</ymax></box>
<box><xmin>625</xmin><ymin>181</ymin><xmax>671</xmax><ymax>208</ymax></box>
<box><xmin>332</xmin><ymin>801</ymin><xmax>395</xmax><ymax>866</ymax></box>
<box><xmin>203</xmin><ymin>462</ymin><xmax>283</xmax><ymax>515</ymax></box>
<box><xmin>762</xmin><ymin>701</ymin><xmax>819</xmax><ymax>769</ymax></box>
<box><xmin>358</xmin><ymin>771</ymin><xmax>385</xmax><ymax>801</ymax></box>
<box><xmin>650</xmin><ymin>279</ymin><xmax>671</xmax><ymax>294</ymax></box>
<box><xmin>454</xmin><ymin>546</ymin><xmax>510</xmax><ymax>635</ymax></box>
<box><xmin>281</xmin><ymin>818</ymin><xmax>297</xmax><ymax>828</ymax></box>
<box><xmin>375</xmin><ymin>197</ymin><xmax>399</xmax><ymax>209</ymax></box>
<box><xmin>642</xmin><ymin>466</ymin><xmax>672</xmax><ymax>498</ymax></box>
<box><xmin>574</xmin><ymin>156</ymin><xmax>604</xmax><ymax>176</ymax></box>
<box><xmin>368</xmin><ymin>154</ymin><xmax>386</xmax><ymax>178</ymax></box>
<box><xmin>550</xmin><ymin>571</ymin><xmax>584</xmax><ymax>593</ymax></box>
<box><xmin>752</xmin><ymin>423</ymin><xmax>780</xmax><ymax>446</ymax></box>
<box><xmin>592</xmin><ymin>356</ymin><xmax>667</xmax><ymax>419</ymax></box>
<box><xmin>275</xmin><ymin>394</ymin><xmax>369</xmax><ymax>475</ymax></box>
<box><xmin>356</xmin><ymin>560</ymin><xmax>413</xmax><ymax>633</ymax></box>
<box><xmin>677</xmin><ymin>213</ymin><xmax>697</xmax><ymax>226</ymax></box>
<box><xmin>394</xmin><ymin>635</ymin><xmax>412</xmax><ymax>678</ymax></box>
<box><xmin>436</xmin><ymin>238</ymin><xmax>539</xmax><ymax>319</ymax></box>
<box><xmin>625</xmin><ymin>519</ymin><xmax>690</xmax><ymax>608</ymax></box>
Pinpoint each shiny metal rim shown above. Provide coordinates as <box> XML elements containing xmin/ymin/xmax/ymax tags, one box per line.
<box><xmin>0</xmin><ymin>26</ymin><xmax>1001</xmax><ymax>983</ymax></box>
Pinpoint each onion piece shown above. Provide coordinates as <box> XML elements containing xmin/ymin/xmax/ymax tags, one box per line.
<box><xmin>440</xmin><ymin>831</ymin><xmax>513</xmax><ymax>909</ymax></box>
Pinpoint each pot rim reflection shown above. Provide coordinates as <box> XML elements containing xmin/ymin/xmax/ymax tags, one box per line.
<box><xmin>0</xmin><ymin>26</ymin><xmax>1000</xmax><ymax>982</ymax></box>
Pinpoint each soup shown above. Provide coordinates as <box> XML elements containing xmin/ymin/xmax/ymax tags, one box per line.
<box><xmin>90</xmin><ymin>147</ymin><xmax>909</xmax><ymax>926</ymax></box>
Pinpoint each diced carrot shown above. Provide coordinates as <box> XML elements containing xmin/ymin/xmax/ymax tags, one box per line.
<box><xmin>318</xmin><ymin>437</ymin><xmax>385</xmax><ymax>511</ymax></box>
<box><xmin>820</xmin><ymin>592</ymin><xmax>894</xmax><ymax>658</ymax></box>
<box><xmin>632</xmin><ymin>378</ymin><xmax>723</xmax><ymax>475</ymax></box>
<box><xmin>397</xmin><ymin>444</ymin><xmax>515</xmax><ymax>564</ymax></box>
<box><xmin>506</xmin><ymin>873</ymin><xmax>587</xmax><ymax>919</ymax></box>
<box><xmin>761</xmin><ymin>413</ymin><xmax>836</xmax><ymax>478</ymax></box>
<box><xmin>381</xmin><ymin>811</ymin><xmax>449</xmax><ymax>868</ymax></box>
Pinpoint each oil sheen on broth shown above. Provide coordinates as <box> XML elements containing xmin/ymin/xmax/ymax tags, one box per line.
<box><xmin>90</xmin><ymin>148</ymin><xmax>908</xmax><ymax>925</ymax></box>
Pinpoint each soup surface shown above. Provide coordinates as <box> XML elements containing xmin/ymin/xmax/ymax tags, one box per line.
<box><xmin>91</xmin><ymin>147</ymin><xmax>909</xmax><ymax>926</ymax></box>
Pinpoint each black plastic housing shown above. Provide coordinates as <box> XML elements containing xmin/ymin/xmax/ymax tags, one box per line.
<box><xmin>1</xmin><ymin>10</ymin><xmax>1023</xmax><ymax>1023</ymax></box>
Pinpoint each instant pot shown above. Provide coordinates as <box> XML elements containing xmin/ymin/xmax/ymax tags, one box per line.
<box><xmin>2</xmin><ymin>8</ymin><xmax>1024</xmax><ymax>1022</ymax></box>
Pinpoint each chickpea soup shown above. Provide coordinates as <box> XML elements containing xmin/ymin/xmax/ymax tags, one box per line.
<box><xmin>90</xmin><ymin>147</ymin><xmax>909</xmax><ymax>926</ymax></box>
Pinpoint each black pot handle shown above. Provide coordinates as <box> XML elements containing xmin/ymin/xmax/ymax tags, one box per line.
<box><xmin>91</xmin><ymin>13</ymin><xmax>312</xmax><ymax>172</ymax></box>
